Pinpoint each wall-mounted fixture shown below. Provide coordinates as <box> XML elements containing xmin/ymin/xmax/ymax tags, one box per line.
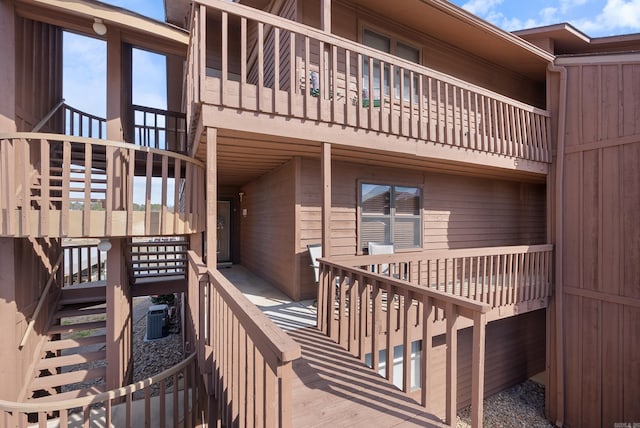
<box><xmin>93</xmin><ymin>18</ymin><xmax>107</xmax><ymax>36</ymax></box>
<box><xmin>242</xmin><ymin>208</ymin><xmax>248</xmax><ymax>218</ymax></box>
<box><xmin>238</xmin><ymin>192</ymin><xmax>244</xmax><ymax>202</ymax></box>
<box><xmin>97</xmin><ymin>238</ymin><xmax>112</xmax><ymax>252</ymax></box>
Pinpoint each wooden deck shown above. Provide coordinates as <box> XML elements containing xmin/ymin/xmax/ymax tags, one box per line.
<box><xmin>219</xmin><ymin>264</ymin><xmax>445</xmax><ymax>427</ymax></box>
<box><xmin>287</xmin><ymin>326</ymin><xmax>446</xmax><ymax>427</ymax></box>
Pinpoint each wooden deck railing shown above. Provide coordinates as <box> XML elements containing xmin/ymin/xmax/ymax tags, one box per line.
<box><xmin>317</xmin><ymin>256</ymin><xmax>490</xmax><ymax>427</ymax></box>
<box><xmin>0</xmin><ymin>132</ymin><xmax>205</xmax><ymax>238</ymax></box>
<box><xmin>187</xmin><ymin>252</ymin><xmax>301</xmax><ymax>427</ymax></box>
<box><xmin>128</xmin><ymin>238</ymin><xmax>188</xmax><ymax>283</ymax></box>
<box><xmin>0</xmin><ymin>353</ymin><xmax>199</xmax><ymax>427</ymax></box>
<box><xmin>130</xmin><ymin>105</ymin><xmax>187</xmax><ymax>154</ymax></box>
<box><xmin>63</xmin><ymin>243</ymin><xmax>106</xmax><ymax>286</ymax></box>
<box><xmin>63</xmin><ymin>103</ymin><xmax>107</xmax><ymax>139</ymax></box>
<box><xmin>336</xmin><ymin>244</ymin><xmax>554</xmax><ymax>311</ymax></box>
<box><xmin>190</xmin><ymin>0</ymin><xmax>551</xmax><ymax>163</ymax></box>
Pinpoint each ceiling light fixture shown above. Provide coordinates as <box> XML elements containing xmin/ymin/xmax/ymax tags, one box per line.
<box><xmin>97</xmin><ymin>238</ymin><xmax>112</xmax><ymax>252</ymax></box>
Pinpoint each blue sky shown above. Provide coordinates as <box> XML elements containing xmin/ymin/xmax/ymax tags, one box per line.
<box><xmin>450</xmin><ymin>0</ymin><xmax>640</xmax><ymax>36</ymax></box>
<box><xmin>63</xmin><ymin>0</ymin><xmax>640</xmax><ymax>118</ymax></box>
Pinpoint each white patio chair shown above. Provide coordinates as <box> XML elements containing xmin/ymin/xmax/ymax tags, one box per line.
<box><xmin>368</xmin><ymin>242</ymin><xmax>395</xmax><ymax>276</ymax></box>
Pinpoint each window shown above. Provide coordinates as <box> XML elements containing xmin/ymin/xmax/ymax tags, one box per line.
<box><xmin>360</xmin><ymin>183</ymin><xmax>422</xmax><ymax>251</ymax></box>
<box><xmin>362</xmin><ymin>29</ymin><xmax>421</xmax><ymax>103</ymax></box>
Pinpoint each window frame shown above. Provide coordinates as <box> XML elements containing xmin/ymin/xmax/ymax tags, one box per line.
<box><xmin>357</xmin><ymin>180</ymin><xmax>424</xmax><ymax>254</ymax></box>
<box><xmin>359</xmin><ymin>25</ymin><xmax>423</xmax><ymax>103</ymax></box>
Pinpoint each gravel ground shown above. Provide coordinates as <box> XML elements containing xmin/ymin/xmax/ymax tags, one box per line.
<box><xmin>131</xmin><ymin>296</ymin><xmax>184</xmax><ymax>399</ymax></box>
<box><xmin>457</xmin><ymin>380</ymin><xmax>554</xmax><ymax>427</ymax></box>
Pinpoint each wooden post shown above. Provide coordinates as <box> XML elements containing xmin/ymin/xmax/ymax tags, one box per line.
<box><xmin>106</xmin><ymin>29</ymin><xmax>123</xmax><ymax>141</ymax></box>
<box><xmin>445</xmin><ymin>302</ymin><xmax>458</xmax><ymax>426</ymax></box>
<box><xmin>206</xmin><ymin>128</ymin><xmax>217</xmax><ymax>270</ymax></box>
<box><xmin>105</xmin><ymin>238</ymin><xmax>132</xmax><ymax>389</ymax></box>
<box><xmin>321</xmin><ymin>142</ymin><xmax>331</xmax><ymax>257</ymax></box>
<box><xmin>471</xmin><ymin>311</ymin><xmax>486</xmax><ymax>428</ymax></box>
<box><xmin>321</xmin><ymin>0</ymin><xmax>331</xmax><ymax>32</ymax></box>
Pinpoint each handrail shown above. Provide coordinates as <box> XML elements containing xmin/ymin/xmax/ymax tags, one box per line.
<box><xmin>196</xmin><ymin>0</ymin><xmax>549</xmax><ymax>115</ymax></box>
<box><xmin>32</xmin><ymin>98</ymin><xmax>66</xmax><ymax>132</ymax></box>
<box><xmin>0</xmin><ymin>132</ymin><xmax>204</xmax><ymax>167</ymax></box>
<box><xmin>0</xmin><ymin>352</ymin><xmax>196</xmax><ymax>413</ymax></box>
<box><xmin>322</xmin><ymin>257</ymin><xmax>490</xmax><ymax>314</ymax></box>
<box><xmin>19</xmin><ymin>251</ymin><xmax>64</xmax><ymax>349</ymax></box>
<box><xmin>208</xmin><ymin>268</ymin><xmax>302</xmax><ymax>361</ymax></box>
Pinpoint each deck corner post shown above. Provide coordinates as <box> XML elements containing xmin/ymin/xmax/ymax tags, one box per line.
<box><xmin>471</xmin><ymin>310</ymin><xmax>487</xmax><ymax>428</ymax></box>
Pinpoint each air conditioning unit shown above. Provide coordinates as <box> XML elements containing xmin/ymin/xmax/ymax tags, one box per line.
<box><xmin>146</xmin><ymin>304</ymin><xmax>168</xmax><ymax>340</ymax></box>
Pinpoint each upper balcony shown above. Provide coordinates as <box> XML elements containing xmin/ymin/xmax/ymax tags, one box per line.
<box><xmin>186</xmin><ymin>0</ymin><xmax>552</xmax><ymax>175</ymax></box>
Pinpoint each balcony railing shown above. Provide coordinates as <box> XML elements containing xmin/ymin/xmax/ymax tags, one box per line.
<box><xmin>187</xmin><ymin>0</ymin><xmax>551</xmax><ymax>164</ymax></box>
<box><xmin>0</xmin><ymin>353</ymin><xmax>199</xmax><ymax>427</ymax></box>
<box><xmin>129</xmin><ymin>105</ymin><xmax>187</xmax><ymax>154</ymax></box>
<box><xmin>187</xmin><ymin>252</ymin><xmax>301</xmax><ymax>427</ymax></box>
<box><xmin>0</xmin><ymin>133</ymin><xmax>205</xmax><ymax>238</ymax></box>
<box><xmin>316</xmin><ymin>244</ymin><xmax>552</xmax><ymax>427</ymax></box>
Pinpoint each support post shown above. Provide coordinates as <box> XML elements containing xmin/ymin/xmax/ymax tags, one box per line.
<box><xmin>106</xmin><ymin>29</ymin><xmax>123</xmax><ymax>141</ymax></box>
<box><xmin>321</xmin><ymin>142</ymin><xmax>331</xmax><ymax>257</ymax></box>
<box><xmin>471</xmin><ymin>311</ymin><xmax>486</xmax><ymax>427</ymax></box>
<box><xmin>105</xmin><ymin>238</ymin><xmax>133</xmax><ymax>389</ymax></box>
<box><xmin>206</xmin><ymin>128</ymin><xmax>217</xmax><ymax>270</ymax></box>
<box><xmin>321</xmin><ymin>0</ymin><xmax>331</xmax><ymax>33</ymax></box>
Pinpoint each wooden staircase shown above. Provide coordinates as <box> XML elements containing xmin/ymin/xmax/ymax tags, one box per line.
<box><xmin>26</xmin><ymin>294</ymin><xmax>107</xmax><ymax>403</ymax></box>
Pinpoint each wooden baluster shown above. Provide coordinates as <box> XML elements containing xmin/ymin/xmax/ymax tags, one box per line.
<box><xmin>161</xmin><ymin>155</ymin><xmax>168</xmax><ymax>235</ymax></box>
<box><xmin>144</xmin><ymin>151</ymin><xmax>153</xmax><ymax>234</ymax></box>
<box><xmin>358</xmin><ymin>274</ymin><xmax>368</xmax><ymax>361</ymax></box>
<box><xmin>274</xmin><ymin>27</ymin><xmax>280</xmax><ymax>114</ymax></box>
<box><xmin>421</xmin><ymin>295</ymin><xmax>434</xmax><ymax>409</ymax></box>
<box><xmin>304</xmin><ymin>36</ymin><xmax>311</xmax><ymax>118</ymax></box>
<box><xmin>385</xmin><ymin>284</ymin><xmax>394</xmax><ymax>384</ymax></box>
<box><xmin>345</xmin><ymin>49</ymin><xmax>352</xmax><ymax>126</ymax></box>
<box><xmin>339</xmin><ymin>270</ymin><xmax>348</xmax><ymax>347</ymax></box>
<box><xmin>367</xmin><ymin>56</ymin><xmax>374</xmax><ymax>128</ymax></box>
<box><xmin>331</xmin><ymin>45</ymin><xmax>338</xmax><ymax>123</ymax></box>
<box><xmin>40</xmin><ymin>139</ymin><xmax>50</xmax><ymax>236</ymax></box>
<box><xmin>240</xmin><ymin>17</ymin><xmax>247</xmax><ymax>110</ymax></box>
<box><xmin>258</xmin><ymin>22</ymin><xmax>265</xmax><ymax>112</ymax></box>
<box><xmin>83</xmin><ymin>143</ymin><xmax>92</xmax><ymax>235</ymax></box>
<box><xmin>445</xmin><ymin>303</ymin><xmax>459</xmax><ymax>426</ymax></box>
<box><xmin>402</xmin><ymin>290</ymin><xmax>412</xmax><ymax>393</ymax></box>
<box><xmin>62</xmin><ymin>140</ymin><xmax>71</xmax><ymax>237</ymax></box>
<box><xmin>289</xmin><ymin>31</ymin><xmax>295</xmax><ymax>116</ymax></box>
<box><xmin>349</xmin><ymin>273</ymin><xmax>358</xmax><ymax>353</ymax></box>
<box><xmin>371</xmin><ymin>279</ymin><xmax>382</xmax><ymax>372</ymax></box>
<box><xmin>419</xmin><ymin>74</ymin><xmax>425</xmax><ymax>141</ymax></box>
<box><xmin>319</xmin><ymin>40</ymin><xmax>325</xmax><ymax>121</ymax></box>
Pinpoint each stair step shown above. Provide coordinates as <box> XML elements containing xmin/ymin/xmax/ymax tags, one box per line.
<box><xmin>30</xmin><ymin>367</ymin><xmax>106</xmax><ymax>391</ymax></box>
<box><xmin>55</xmin><ymin>307</ymin><xmax>106</xmax><ymax>319</ymax></box>
<box><xmin>59</xmin><ymin>295</ymin><xmax>106</xmax><ymax>306</ymax></box>
<box><xmin>37</xmin><ymin>350</ymin><xmax>106</xmax><ymax>371</ymax></box>
<box><xmin>43</xmin><ymin>334</ymin><xmax>106</xmax><ymax>352</ymax></box>
<box><xmin>29</xmin><ymin>384</ymin><xmax>105</xmax><ymax>403</ymax></box>
<box><xmin>48</xmin><ymin>320</ymin><xmax>106</xmax><ymax>335</ymax></box>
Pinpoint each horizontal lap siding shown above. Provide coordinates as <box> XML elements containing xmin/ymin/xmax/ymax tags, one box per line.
<box><xmin>296</xmin><ymin>157</ymin><xmax>546</xmax><ymax>298</ymax></box>
<box><xmin>560</xmin><ymin>60</ymin><xmax>640</xmax><ymax>427</ymax></box>
<box><xmin>428</xmin><ymin>310</ymin><xmax>546</xmax><ymax>419</ymax></box>
<box><xmin>240</xmin><ymin>160</ymin><xmax>297</xmax><ymax>298</ymax></box>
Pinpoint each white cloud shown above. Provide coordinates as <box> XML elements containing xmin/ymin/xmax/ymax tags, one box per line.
<box><xmin>577</xmin><ymin>0</ymin><xmax>640</xmax><ymax>34</ymax></box>
<box><xmin>461</xmin><ymin>0</ymin><xmax>504</xmax><ymax>16</ymax></box>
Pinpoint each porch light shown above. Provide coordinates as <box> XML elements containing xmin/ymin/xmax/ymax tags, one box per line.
<box><xmin>93</xmin><ymin>18</ymin><xmax>107</xmax><ymax>36</ymax></box>
<box><xmin>97</xmin><ymin>238</ymin><xmax>112</xmax><ymax>252</ymax></box>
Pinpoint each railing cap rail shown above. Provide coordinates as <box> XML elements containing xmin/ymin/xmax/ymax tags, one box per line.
<box><xmin>0</xmin><ymin>353</ymin><xmax>196</xmax><ymax>413</ymax></box>
<box><xmin>321</xmin><ymin>258</ymin><xmax>491</xmax><ymax>314</ymax></box>
<box><xmin>208</xmin><ymin>268</ymin><xmax>302</xmax><ymax>362</ymax></box>
<box><xmin>195</xmin><ymin>0</ymin><xmax>550</xmax><ymax>116</ymax></box>
<box><xmin>0</xmin><ymin>132</ymin><xmax>204</xmax><ymax>168</ymax></box>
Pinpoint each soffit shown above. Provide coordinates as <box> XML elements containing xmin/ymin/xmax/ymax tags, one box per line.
<box><xmin>17</xmin><ymin>0</ymin><xmax>188</xmax><ymax>57</ymax></box>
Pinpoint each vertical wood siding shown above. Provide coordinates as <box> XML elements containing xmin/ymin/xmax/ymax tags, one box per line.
<box><xmin>559</xmin><ymin>59</ymin><xmax>640</xmax><ymax>427</ymax></box>
<box><xmin>14</xmin><ymin>18</ymin><xmax>63</xmax><ymax>132</ymax></box>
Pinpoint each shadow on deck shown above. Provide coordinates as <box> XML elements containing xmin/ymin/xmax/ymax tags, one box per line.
<box><xmin>219</xmin><ymin>265</ymin><xmax>446</xmax><ymax>428</ymax></box>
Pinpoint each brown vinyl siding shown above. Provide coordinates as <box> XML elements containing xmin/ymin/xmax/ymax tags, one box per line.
<box><xmin>239</xmin><ymin>159</ymin><xmax>298</xmax><ymax>298</ymax></box>
<box><xmin>296</xmin><ymin>157</ymin><xmax>546</xmax><ymax>299</ymax></box>
<box><xmin>297</xmin><ymin>0</ymin><xmax>544</xmax><ymax>107</ymax></box>
<box><xmin>428</xmin><ymin>309</ymin><xmax>546</xmax><ymax>418</ymax></box>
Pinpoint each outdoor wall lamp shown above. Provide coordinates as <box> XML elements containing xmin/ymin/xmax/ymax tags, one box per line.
<box><xmin>93</xmin><ymin>18</ymin><xmax>107</xmax><ymax>36</ymax></box>
<box><xmin>239</xmin><ymin>192</ymin><xmax>244</xmax><ymax>202</ymax></box>
<box><xmin>97</xmin><ymin>238</ymin><xmax>112</xmax><ymax>252</ymax></box>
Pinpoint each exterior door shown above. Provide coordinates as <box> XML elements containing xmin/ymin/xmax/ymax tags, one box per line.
<box><xmin>216</xmin><ymin>201</ymin><xmax>231</xmax><ymax>262</ymax></box>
